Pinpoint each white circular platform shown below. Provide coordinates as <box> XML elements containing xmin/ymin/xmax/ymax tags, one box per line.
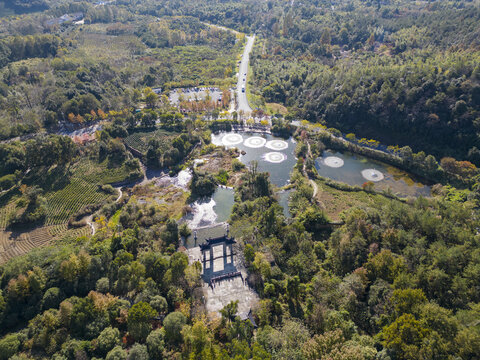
<box><xmin>323</xmin><ymin>156</ymin><xmax>345</xmax><ymax>168</ymax></box>
<box><xmin>263</xmin><ymin>152</ymin><xmax>286</xmax><ymax>163</ymax></box>
<box><xmin>244</xmin><ymin>136</ymin><xmax>267</xmax><ymax>148</ymax></box>
<box><xmin>361</xmin><ymin>169</ymin><xmax>384</xmax><ymax>182</ymax></box>
<box><xmin>265</xmin><ymin>139</ymin><xmax>288</xmax><ymax>151</ymax></box>
<box><xmin>222</xmin><ymin>133</ymin><xmax>243</xmax><ymax>146</ymax></box>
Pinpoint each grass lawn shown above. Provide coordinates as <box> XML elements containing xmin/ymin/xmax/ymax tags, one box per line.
<box><xmin>315</xmin><ymin>180</ymin><xmax>394</xmax><ymax>221</ymax></box>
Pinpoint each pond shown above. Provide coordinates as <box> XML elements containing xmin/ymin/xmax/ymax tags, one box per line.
<box><xmin>315</xmin><ymin>150</ymin><xmax>431</xmax><ymax>197</ymax></box>
<box><xmin>211</xmin><ymin>131</ymin><xmax>297</xmax><ymax>186</ymax></box>
<box><xmin>182</xmin><ymin>186</ymin><xmax>235</xmax><ymax>229</ymax></box>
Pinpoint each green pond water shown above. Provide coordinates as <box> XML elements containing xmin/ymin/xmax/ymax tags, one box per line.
<box><xmin>315</xmin><ymin>150</ymin><xmax>431</xmax><ymax>197</ymax></box>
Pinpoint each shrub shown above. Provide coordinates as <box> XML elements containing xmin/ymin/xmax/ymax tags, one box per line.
<box><xmin>232</xmin><ymin>158</ymin><xmax>245</xmax><ymax>171</ymax></box>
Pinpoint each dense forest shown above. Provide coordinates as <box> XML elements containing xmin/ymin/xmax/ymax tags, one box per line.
<box><xmin>0</xmin><ymin>0</ymin><xmax>480</xmax><ymax>360</ymax></box>
<box><xmin>246</xmin><ymin>1</ymin><xmax>480</xmax><ymax>162</ymax></box>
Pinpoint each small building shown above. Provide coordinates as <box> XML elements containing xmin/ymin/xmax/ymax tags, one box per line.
<box><xmin>238</xmin><ymin>309</ymin><xmax>257</xmax><ymax>328</ymax></box>
<box><xmin>45</xmin><ymin>12</ymin><xmax>83</xmax><ymax>26</ymax></box>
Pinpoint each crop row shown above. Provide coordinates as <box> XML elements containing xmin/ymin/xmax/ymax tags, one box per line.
<box><xmin>44</xmin><ymin>177</ymin><xmax>110</xmax><ymax>225</ymax></box>
<box><xmin>0</xmin><ymin>202</ymin><xmax>16</xmax><ymax>230</ymax></box>
<box><xmin>73</xmin><ymin>160</ymin><xmax>135</xmax><ymax>185</ymax></box>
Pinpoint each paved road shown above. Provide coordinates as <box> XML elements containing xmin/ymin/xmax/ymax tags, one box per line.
<box><xmin>236</xmin><ymin>35</ymin><xmax>255</xmax><ymax>114</ymax></box>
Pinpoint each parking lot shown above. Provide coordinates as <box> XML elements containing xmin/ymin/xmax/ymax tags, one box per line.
<box><xmin>169</xmin><ymin>87</ymin><xmax>224</xmax><ymax>105</ymax></box>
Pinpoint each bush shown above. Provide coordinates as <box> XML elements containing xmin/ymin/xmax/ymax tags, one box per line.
<box><xmin>232</xmin><ymin>158</ymin><xmax>245</xmax><ymax>171</ymax></box>
<box><xmin>101</xmin><ymin>184</ymin><xmax>116</xmax><ymax>195</ymax></box>
<box><xmin>215</xmin><ymin>169</ymin><xmax>229</xmax><ymax>185</ymax></box>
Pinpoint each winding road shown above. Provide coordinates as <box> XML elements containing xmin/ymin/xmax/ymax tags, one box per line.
<box><xmin>236</xmin><ymin>35</ymin><xmax>255</xmax><ymax>115</ymax></box>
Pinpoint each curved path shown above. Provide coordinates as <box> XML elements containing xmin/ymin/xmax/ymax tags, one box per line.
<box><xmin>310</xmin><ymin>179</ymin><xmax>318</xmax><ymax>198</ymax></box>
<box><xmin>115</xmin><ymin>187</ymin><xmax>122</xmax><ymax>203</ymax></box>
<box><xmin>85</xmin><ymin>215</ymin><xmax>95</xmax><ymax>236</ymax></box>
<box><xmin>236</xmin><ymin>35</ymin><xmax>255</xmax><ymax>115</ymax></box>
<box><xmin>303</xmin><ymin>141</ymin><xmax>318</xmax><ymax>199</ymax></box>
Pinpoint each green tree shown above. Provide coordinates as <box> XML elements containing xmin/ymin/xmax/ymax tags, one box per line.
<box><xmin>146</xmin><ymin>328</ymin><xmax>165</xmax><ymax>359</ymax></box>
<box><xmin>150</xmin><ymin>295</ymin><xmax>168</xmax><ymax>314</ymax></box>
<box><xmin>220</xmin><ymin>300</ymin><xmax>239</xmax><ymax>324</ymax></box>
<box><xmin>320</xmin><ymin>28</ymin><xmax>331</xmax><ymax>46</ymax></box>
<box><xmin>96</xmin><ymin>327</ymin><xmax>121</xmax><ymax>356</ymax></box>
<box><xmin>380</xmin><ymin>314</ymin><xmax>430</xmax><ymax>360</ymax></box>
<box><xmin>0</xmin><ymin>334</ymin><xmax>20</xmax><ymax>360</ymax></box>
<box><xmin>455</xmin><ymin>327</ymin><xmax>480</xmax><ymax>360</ymax></box>
<box><xmin>127</xmin><ymin>343</ymin><xmax>149</xmax><ymax>360</ymax></box>
<box><xmin>127</xmin><ymin>302</ymin><xmax>157</xmax><ymax>342</ymax></box>
<box><xmin>365</xmin><ymin>249</ymin><xmax>407</xmax><ymax>283</ymax></box>
<box><xmin>106</xmin><ymin>345</ymin><xmax>127</xmax><ymax>360</ymax></box>
<box><xmin>145</xmin><ymin>91</ymin><xmax>158</xmax><ymax>109</ymax></box>
<box><xmin>390</xmin><ymin>288</ymin><xmax>427</xmax><ymax>318</ymax></box>
<box><xmin>163</xmin><ymin>311</ymin><xmax>186</xmax><ymax>344</ymax></box>
<box><xmin>41</xmin><ymin>287</ymin><xmax>64</xmax><ymax>311</ymax></box>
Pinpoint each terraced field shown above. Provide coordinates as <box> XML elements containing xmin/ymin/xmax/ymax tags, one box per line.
<box><xmin>0</xmin><ymin>224</ymin><xmax>90</xmax><ymax>264</ymax></box>
<box><xmin>0</xmin><ymin>158</ymin><xmax>136</xmax><ymax>263</ymax></box>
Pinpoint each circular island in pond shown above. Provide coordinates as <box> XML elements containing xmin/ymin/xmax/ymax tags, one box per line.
<box><xmin>263</xmin><ymin>152</ymin><xmax>287</xmax><ymax>163</ymax></box>
<box><xmin>265</xmin><ymin>139</ymin><xmax>289</xmax><ymax>151</ymax></box>
<box><xmin>323</xmin><ymin>156</ymin><xmax>345</xmax><ymax>168</ymax></box>
<box><xmin>222</xmin><ymin>133</ymin><xmax>243</xmax><ymax>146</ymax></box>
<box><xmin>244</xmin><ymin>136</ymin><xmax>267</xmax><ymax>148</ymax></box>
<box><xmin>361</xmin><ymin>169</ymin><xmax>384</xmax><ymax>182</ymax></box>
